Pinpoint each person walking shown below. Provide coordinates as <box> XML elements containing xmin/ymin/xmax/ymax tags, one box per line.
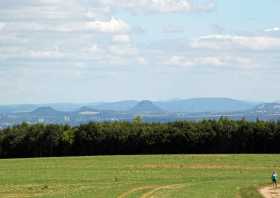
<box><xmin>272</xmin><ymin>171</ymin><xmax>278</xmax><ymax>188</ymax></box>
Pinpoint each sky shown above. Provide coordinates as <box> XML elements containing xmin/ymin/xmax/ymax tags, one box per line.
<box><xmin>0</xmin><ymin>0</ymin><xmax>280</xmax><ymax>104</ymax></box>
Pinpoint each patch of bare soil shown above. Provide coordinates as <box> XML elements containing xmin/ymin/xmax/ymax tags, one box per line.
<box><xmin>259</xmin><ymin>186</ymin><xmax>280</xmax><ymax>198</ymax></box>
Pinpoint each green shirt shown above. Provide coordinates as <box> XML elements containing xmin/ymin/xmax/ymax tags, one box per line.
<box><xmin>272</xmin><ymin>174</ymin><xmax>278</xmax><ymax>181</ymax></box>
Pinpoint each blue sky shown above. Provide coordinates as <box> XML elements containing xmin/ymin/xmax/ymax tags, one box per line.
<box><xmin>0</xmin><ymin>0</ymin><xmax>280</xmax><ymax>104</ymax></box>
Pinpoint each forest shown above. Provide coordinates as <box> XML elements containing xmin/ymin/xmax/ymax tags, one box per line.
<box><xmin>0</xmin><ymin>118</ymin><xmax>280</xmax><ymax>158</ymax></box>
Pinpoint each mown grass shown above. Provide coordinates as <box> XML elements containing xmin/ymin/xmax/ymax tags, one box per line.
<box><xmin>0</xmin><ymin>154</ymin><xmax>278</xmax><ymax>197</ymax></box>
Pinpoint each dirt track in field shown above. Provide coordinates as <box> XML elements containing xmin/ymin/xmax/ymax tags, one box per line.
<box><xmin>259</xmin><ymin>186</ymin><xmax>280</xmax><ymax>198</ymax></box>
<box><xmin>117</xmin><ymin>184</ymin><xmax>184</xmax><ymax>198</ymax></box>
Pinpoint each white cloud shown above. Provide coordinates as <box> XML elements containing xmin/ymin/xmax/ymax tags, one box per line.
<box><xmin>0</xmin><ymin>46</ymin><xmax>64</xmax><ymax>60</ymax></box>
<box><xmin>85</xmin><ymin>17</ymin><xmax>129</xmax><ymax>33</ymax></box>
<box><xmin>2</xmin><ymin>18</ymin><xmax>129</xmax><ymax>34</ymax></box>
<box><xmin>0</xmin><ymin>1</ymin><xmax>136</xmax><ymax>66</ymax></box>
<box><xmin>84</xmin><ymin>45</ymin><xmax>103</xmax><ymax>54</ymax></box>
<box><xmin>264</xmin><ymin>27</ymin><xmax>280</xmax><ymax>32</ymax></box>
<box><xmin>112</xmin><ymin>34</ymin><xmax>131</xmax><ymax>43</ymax></box>
<box><xmin>108</xmin><ymin>45</ymin><xmax>138</xmax><ymax>56</ymax></box>
<box><xmin>136</xmin><ymin>57</ymin><xmax>147</xmax><ymax>65</ymax></box>
<box><xmin>0</xmin><ymin>22</ymin><xmax>6</xmax><ymax>30</ymax></box>
<box><xmin>36</xmin><ymin>0</ymin><xmax>66</xmax><ymax>5</ymax></box>
<box><xmin>29</xmin><ymin>47</ymin><xmax>64</xmax><ymax>59</ymax></box>
<box><xmin>51</xmin><ymin>18</ymin><xmax>130</xmax><ymax>33</ymax></box>
<box><xmin>162</xmin><ymin>55</ymin><xmax>255</xmax><ymax>69</ymax></box>
<box><xmin>101</xmin><ymin>0</ymin><xmax>215</xmax><ymax>13</ymax></box>
<box><xmin>191</xmin><ymin>34</ymin><xmax>280</xmax><ymax>50</ymax></box>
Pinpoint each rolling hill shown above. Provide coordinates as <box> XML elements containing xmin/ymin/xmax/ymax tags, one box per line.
<box><xmin>155</xmin><ymin>98</ymin><xmax>256</xmax><ymax>113</ymax></box>
<box><xmin>129</xmin><ymin>100</ymin><xmax>165</xmax><ymax>114</ymax></box>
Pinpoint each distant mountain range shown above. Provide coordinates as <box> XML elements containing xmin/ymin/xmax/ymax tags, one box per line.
<box><xmin>90</xmin><ymin>100</ymin><xmax>138</xmax><ymax>112</ymax></box>
<box><xmin>89</xmin><ymin>98</ymin><xmax>257</xmax><ymax>113</ymax></box>
<box><xmin>253</xmin><ymin>103</ymin><xmax>280</xmax><ymax>114</ymax></box>
<box><xmin>0</xmin><ymin>98</ymin><xmax>257</xmax><ymax>113</ymax></box>
<box><xmin>155</xmin><ymin>98</ymin><xmax>255</xmax><ymax>113</ymax></box>
<box><xmin>0</xmin><ymin>98</ymin><xmax>279</xmax><ymax>128</ymax></box>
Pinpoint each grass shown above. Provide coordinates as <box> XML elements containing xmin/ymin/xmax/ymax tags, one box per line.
<box><xmin>0</xmin><ymin>154</ymin><xmax>278</xmax><ymax>197</ymax></box>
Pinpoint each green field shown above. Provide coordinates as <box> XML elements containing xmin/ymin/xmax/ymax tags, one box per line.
<box><xmin>0</xmin><ymin>155</ymin><xmax>277</xmax><ymax>198</ymax></box>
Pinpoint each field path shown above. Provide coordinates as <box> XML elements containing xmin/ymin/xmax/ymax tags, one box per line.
<box><xmin>117</xmin><ymin>186</ymin><xmax>157</xmax><ymax>198</ymax></box>
<box><xmin>117</xmin><ymin>184</ymin><xmax>184</xmax><ymax>198</ymax></box>
<box><xmin>259</xmin><ymin>186</ymin><xmax>280</xmax><ymax>198</ymax></box>
<box><xmin>140</xmin><ymin>184</ymin><xmax>184</xmax><ymax>198</ymax></box>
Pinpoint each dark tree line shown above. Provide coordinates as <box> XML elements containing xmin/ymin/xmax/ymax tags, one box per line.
<box><xmin>1</xmin><ymin>118</ymin><xmax>280</xmax><ymax>158</ymax></box>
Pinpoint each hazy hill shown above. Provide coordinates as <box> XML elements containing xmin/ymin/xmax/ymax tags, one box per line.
<box><xmin>129</xmin><ymin>100</ymin><xmax>165</xmax><ymax>114</ymax></box>
<box><xmin>155</xmin><ymin>98</ymin><xmax>255</xmax><ymax>113</ymax></box>
<box><xmin>252</xmin><ymin>103</ymin><xmax>280</xmax><ymax>114</ymax></box>
<box><xmin>91</xmin><ymin>100</ymin><xmax>138</xmax><ymax>111</ymax></box>
<box><xmin>77</xmin><ymin>106</ymin><xmax>98</xmax><ymax>112</ymax></box>
<box><xmin>0</xmin><ymin>98</ymin><xmax>257</xmax><ymax>114</ymax></box>
<box><xmin>29</xmin><ymin>107</ymin><xmax>62</xmax><ymax>116</ymax></box>
<box><xmin>0</xmin><ymin>104</ymin><xmax>39</xmax><ymax>113</ymax></box>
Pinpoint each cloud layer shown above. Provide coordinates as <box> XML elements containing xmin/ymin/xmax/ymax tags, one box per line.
<box><xmin>191</xmin><ymin>35</ymin><xmax>280</xmax><ymax>51</ymax></box>
<box><xmin>1</xmin><ymin>0</ymin><xmax>280</xmax><ymax>103</ymax></box>
<box><xmin>91</xmin><ymin>0</ymin><xmax>216</xmax><ymax>14</ymax></box>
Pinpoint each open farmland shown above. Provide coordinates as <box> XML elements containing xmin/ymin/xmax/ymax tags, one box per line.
<box><xmin>0</xmin><ymin>154</ymin><xmax>277</xmax><ymax>197</ymax></box>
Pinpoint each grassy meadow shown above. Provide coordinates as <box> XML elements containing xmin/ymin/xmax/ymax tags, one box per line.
<box><xmin>0</xmin><ymin>154</ymin><xmax>278</xmax><ymax>198</ymax></box>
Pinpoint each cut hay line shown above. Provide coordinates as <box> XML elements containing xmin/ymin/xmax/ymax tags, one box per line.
<box><xmin>117</xmin><ymin>186</ymin><xmax>158</xmax><ymax>198</ymax></box>
<box><xmin>140</xmin><ymin>163</ymin><xmax>269</xmax><ymax>170</ymax></box>
<box><xmin>118</xmin><ymin>180</ymin><xmax>226</xmax><ymax>198</ymax></box>
<box><xmin>140</xmin><ymin>184</ymin><xmax>185</xmax><ymax>198</ymax></box>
